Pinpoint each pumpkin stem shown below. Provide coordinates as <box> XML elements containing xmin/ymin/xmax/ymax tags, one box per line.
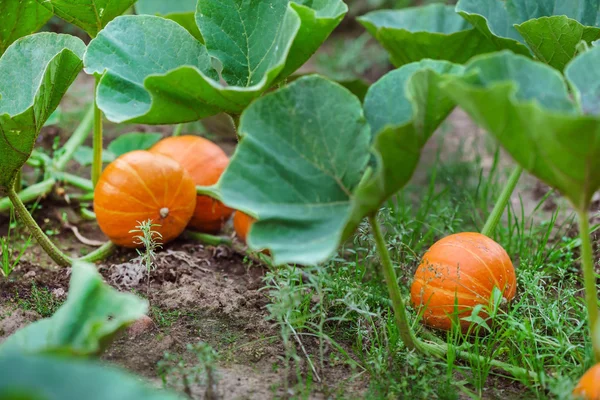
<box><xmin>79</xmin><ymin>241</ymin><xmax>116</xmax><ymax>263</ymax></box>
<box><xmin>159</xmin><ymin>207</ymin><xmax>169</xmax><ymax>218</ymax></box>
<box><xmin>54</xmin><ymin>103</ymin><xmax>95</xmax><ymax>171</ymax></box>
<box><xmin>8</xmin><ymin>181</ymin><xmax>71</xmax><ymax>267</ymax></box>
<box><xmin>577</xmin><ymin>209</ymin><xmax>600</xmax><ymax>362</ymax></box>
<box><xmin>481</xmin><ymin>165</ymin><xmax>523</xmax><ymax>238</ymax></box>
<box><xmin>91</xmin><ymin>75</ymin><xmax>104</xmax><ymax>188</ymax></box>
<box><xmin>172</xmin><ymin>123</ymin><xmax>184</xmax><ymax>136</ymax></box>
<box><xmin>368</xmin><ymin>214</ymin><xmax>422</xmax><ymax>352</ymax></box>
<box><xmin>7</xmin><ymin>179</ymin><xmax>115</xmax><ymax>267</ymax></box>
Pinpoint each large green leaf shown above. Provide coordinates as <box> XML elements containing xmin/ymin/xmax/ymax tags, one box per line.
<box><xmin>441</xmin><ymin>49</ymin><xmax>600</xmax><ymax>211</ymax></box>
<box><xmin>457</xmin><ymin>0</ymin><xmax>600</xmax><ymax>71</ymax></box>
<box><xmin>84</xmin><ymin>0</ymin><xmax>346</xmax><ymax>124</ymax></box>
<box><xmin>0</xmin><ymin>33</ymin><xmax>85</xmax><ymax>196</ymax></box>
<box><xmin>218</xmin><ymin>76</ymin><xmax>371</xmax><ymax>265</ymax></box>
<box><xmin>345</xmin><ymin>60</ymin><xmax>470</xmax><ymax>237</ymax></box>
<box><xmin>135</xmin><ymin>0</ymin><xmax>202</xmax><ymax>41</ymax></box>
<box><xmin>0</xmin><ymin>261</ymin><xmax>147</xmax><ymax>356</ymax></box>
<box><xmin>36</xmin><ymin>0</ymin><xmax>137</xmax><ymax>37</ymax></box>
<box><xmin>358</xmin><ymin>4</ymin><xmax>501</xmax><ymax>67</ymax></box>
<box><xmin>217</xmin><ymin>66</ymin><xmax>468</xmax><ymax>264</ymax></box>
<box><xmin>0</xmin><ymin>0</ymin><xmax>53</xmax><ymax>55</ymax></box>
<box><xmin>107</xmin><ymin>132</ymin><xmax>163</xmax><ymax>156</ymax></box>
<box><xmin>0</xmin><ymin>354</ymin><xmax>182</xmax><ymax>400</ymax></box>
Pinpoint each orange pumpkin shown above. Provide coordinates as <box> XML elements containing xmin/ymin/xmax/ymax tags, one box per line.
<box><xmin>233</xmin><ymin>211</ymin><xmax>255</xmax><ymax>244</ymax></box>
<box><xmin>574</xmin><ymin>364</ymin><xmax>600</xmax><ymax>400</ymax></box>
<box><xmin>94</xmin><ymin>150</ymin><xmax>197</xmax><ymax>248</ymax></box>
<box><xmin>410</xmin><ymin>232</ymin><xmax>516</xmax><ymax>332</ymax></box>
<box><xmin>150</xmin><ymin>135</ymin><xmax>233</xmax><ymax>233</ymax></box>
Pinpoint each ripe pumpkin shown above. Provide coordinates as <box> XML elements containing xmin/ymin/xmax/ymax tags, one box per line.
<box><xmin>410</xmin><ymin>232</ymin><xmax>516</xmax><ymax>332</ymax></box>
<box><xmin>233</xmin><ymin>211</ymin><xmax>255</xmax><ymax>244</ymax></box>
<box><xmin>150</xmin><ymin>135</ymin><xmax>233</xmax><ymax>233</ymax></box>
<box><xmin>94</xmin><ymin>150</ymin><xmax>197</xmax><ymax>248</ymax></box>
<box><xmin>573</xmin><ymin>364</ymin><xmax>600</xmax><ymax>400</ymax></box>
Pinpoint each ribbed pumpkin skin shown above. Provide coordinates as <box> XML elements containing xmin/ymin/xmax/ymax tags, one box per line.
<box><xmin>94</xmin><ymin>151</ymin><xmax>197</xmax><ymax>248</ymax></box>
<box><xmin>150</xmin><ymin>136</ymin><xmax>233</xmax><ymax>233</ymax></box>
<box><xmin>573</xmin><ymin>364</ymin><xmax>600</xmax><ymax>400</ymax></box>
<box><xmin>233</xmin><ymin>211</ymin><xmax>255</xmax><ymax>243</ymax></box>
<box><xmin>410</xmin><ymin>232</ymin><xmax>516</xmax><ymax>332</ymax></box>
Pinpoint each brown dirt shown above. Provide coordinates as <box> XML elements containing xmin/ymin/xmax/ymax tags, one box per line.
<box><xmin>0</xmin><ymin>233</ymin><xmax>366</xmax><ymax>399</ymax></box>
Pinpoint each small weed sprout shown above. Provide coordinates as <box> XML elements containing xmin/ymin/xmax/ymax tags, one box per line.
<box><xmin>0</xmin><ymin>208</ymin><xmax>32</xmax><ymax>278</ymax></box>
<box><xmin>129</xmin><ymin>220</ymin><xmax>162</xmax><ymax>287</ymax></box>
<box><xmin>157</xmin><ymin>342</ymin><xmax>219</xmax><ymax>399</ymax></box>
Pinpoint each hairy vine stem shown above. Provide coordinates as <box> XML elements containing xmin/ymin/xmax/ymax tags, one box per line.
<box><xmin>92</xmin><ymin>76</ymin><xmax>104</xmax><ymax>187</ymax></box>
<box><xmin>481</xmin><ymin>165</ymin><xmax>523</xmax><ymax>237</ymax></box>
<box><xmin>54</xmin><ymin>103</ymin><xmax>95</xmax><ymax>171</ymax></box>
<box><xmin>577</xmin><ymin>209</ymin><xmax>600</xmax><ymax>362</ymax></box>
<box><xmin>8</xmin><ymin>182</ymin><xmax>114</xmax><ymax>267</ymax></box>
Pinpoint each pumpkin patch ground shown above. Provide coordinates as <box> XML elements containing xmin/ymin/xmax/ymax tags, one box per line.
<box><xmin>2</xmin><ymin>2</ymin><xmax>600</xmax><ymax>399</ymax></box>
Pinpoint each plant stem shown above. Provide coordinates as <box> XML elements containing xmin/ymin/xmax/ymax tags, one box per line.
<box><xmin>0</xmin><ymin>178</ymin><xmax>55</xmax><ymax>212</ymax></box>
<box><xmin>481</xmin><ymin>165</ymin><xmax>523</xmax><ymax>237</ymax></box>
<box><xmin>230</xmin><ymin>114</ymin><xmax>241</xmax><ymax>140</ymax></box>
<box><xmin>577</xmin><ymin>209</ymin><xmax>600</xmax><ymax>362</ymax></box>
<box><xmin>8</xmin><ymin>184</ymin><xmax>71</xmax><ymax>267</ymax></box>
<box><xmin>80</xmin><ymin>208</ymin><xmax>96</xmax><ymax>220</ymax></box>
<box><xmin>368</xmin><ymin>214</ymin><xmax>421</xmax><ymax>352</ymax></box>
<box><xmin>92</xmin><ymin>76</ymin><xmax>104</xmax><ymax>187</ymax></box>
<box><xmin>68</xmin><ymin>192</ymin><xmax>95</xmax><ymax>202</ymax></box>
<box><xmin>79</xmin><ymin>241</ymin><xmax>115</xmax><ymax>263</ymax></box>
<box><xmin>54</xmin><ymin>172</ymin><xmax>94</xmax><ymax>192</ymax></box>
<box><xmin>172</xmin><ymin>124</ymin><xmax>183</xmax><ymax>136</ymax></box>
<box><xmin>7</xmin><ymin>181</ymin><xmax>113</xmax><ymax>266</ymax></box>
<box><xmin>184</xmin><ymin>230</ymin><xmax>232</xmax><ymax>246</ymax></box>
<box><xmin>54</xmin><ymin>103</ymin><xmax>95</xmax><ymax>171</ymax></box>
<box><xmin>14</xmin><ymin>170</ymin><xmax>22</xmax><ymax>193</ymax></box>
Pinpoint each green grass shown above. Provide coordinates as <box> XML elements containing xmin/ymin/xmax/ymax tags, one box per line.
<box><xmin>1</xmin><ymin>208</ymin><xmax>32</xmax><ymax>278</ymax></box>
<box><xmin>16</xmin><ymin>282</ymin><xmax>62</xmax><ymax>318</ymax></box>
<box><xmin>261</xmin><ymin>135</ymin><xmax>595</xmax><ymax>399</ymax></box>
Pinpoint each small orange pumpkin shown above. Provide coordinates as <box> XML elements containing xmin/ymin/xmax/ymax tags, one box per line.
<box><xmin>233</xmin><ymin>211</ymin><xmax>270</xmax><ymax>255</ymax></box>
<box><xmin>233</xmin><ymin>211</ymin><xmax>255</xmax><ymax>244</ymax></box>
<box><xmin>410</xmin><ymin>232</ymin><xmax>516</xmax><ymax>332</ymax></box>
<box><xmin>150</xmin><ymin>135</ymin><xmax>233</xmax><ymax>233</ymax></box>
<box><xmin>573</xmin><ymin>364</ymin><xmax>600</xmax><ymax>400</ymax></box>
<box><xmin>94</xmin><ymin>150</ymin><xmax>197</xmax><ymax>248</ymax></box>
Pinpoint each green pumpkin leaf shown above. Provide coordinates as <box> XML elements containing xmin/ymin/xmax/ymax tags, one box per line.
<box><xmin>457</xmin><ymin>0</ymin><xmax>600</xmax><ymax>71</ymax></box>
<box><xmin>36</xmin><ymin>0</ymin><xmax>137</xmax><ymax>37</ymax></box>
<box><xmin>0</xmin><ymin>33</ymin><xmax>85</xmax><ymax>196</ymax></box>
<box><xmin>0</xmin><ymin>261</ymin><xmax>148</xmax><ymax>356</ymax></box>
<box><xmin>0</xmin><ymin>354</ymin><xmax>183</xmax><ymax>400</ymax></box>
<box><xmin>278</xmin><ymin>1</ymin><xmax>348</xmax><ymax>80</ymax></box>
<box><xmin>345</xmin><ymin>60</ymin><xmax>469</xmax><ymax>237</ymax></box>
<box><xmin>107</xmin><ymin>132</ymin><xmax>163</xmax><ymax>156</ymax></box>
<box><xmin>218</xmin><ymin>75</ymin><xmax>371</xmax><ymax>265</ymax></box>
<box><xmin>515</xmin><ymin>16</ymin><xmax>600</xmax><ymax>71</ymax></box>
<box><xmin>0</xmin><ymin>0</ymin><xmax>53</xmax><ymax>55</ymax></box>
<box><xmin>441</xmin><ymin>49</ymin><xmax>600</xmax><ymax>211</ymax></box>
<box><xmin>84</xmin><ymin>1</ymin><xmax>346</xmax><ymax>125</ymax></box>
<box><xmin>358</xmin><ymin>4</ymin><xmax>503</xmax><ymax>67</ymax></box>
<box><xmin>135</xmin><ymin>0</ymin><xmax>203</xmax><ymax>42</ymax></box>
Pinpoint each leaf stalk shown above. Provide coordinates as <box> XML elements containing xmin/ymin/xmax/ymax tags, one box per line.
<box><xmin>481</xmin><ymin>165</ymin><xmax>523</xmax><ymax>237</ymax></box>
<box><xmin>92</xmin><ymin>76</ymin><xmax>104</xmax><ymax>187</ymax></box>
<box><xmin>577</xmin><ymin>209</ymin><xmax>600</xmax><ymax>362</ymax></box>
